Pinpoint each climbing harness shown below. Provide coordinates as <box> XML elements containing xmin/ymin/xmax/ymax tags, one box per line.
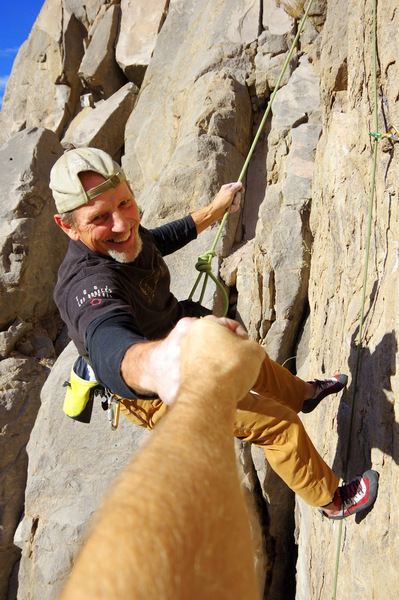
<box><xmin>188</xmin><ymin>0</ymin><xmax>315</xmax><ymax>316</ymax></box>
<box><xmin>333</xmin><ymin>1</ymin><xmax>381</xmax><ymax>598</ymax></box>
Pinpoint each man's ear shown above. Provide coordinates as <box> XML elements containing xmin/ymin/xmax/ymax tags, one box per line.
<box><xmin>54</xmin><ymin>214</ymin><xmax>80</xmax><ymax>241</ymax></box>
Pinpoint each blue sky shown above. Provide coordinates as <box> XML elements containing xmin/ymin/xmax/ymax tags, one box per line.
<box><xmin>0</xmin><ymin>1</ymin><xmax>45</xmax><ymax>107</ymax></box>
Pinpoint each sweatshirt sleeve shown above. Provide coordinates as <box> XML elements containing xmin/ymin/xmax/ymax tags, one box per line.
<box><xmin>85</xmin><ymin>309</ymin><xmax>157</xmax><ymax>400</ymax></box>
<box><xmin>149</xmin><ymin>215</ymin><xmax>197</xmax><ymax>256</ymax></box>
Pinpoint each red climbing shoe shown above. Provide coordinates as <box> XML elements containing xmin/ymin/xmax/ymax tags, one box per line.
<box><xmin>302</xmin><ymin>374</ymin><xmax>348</xmax><ymax>413</ymax></box>
<box><xmin>321</xmin><ymin>470</ymin><xmax>379</xmax><ymax>520</ymax></box>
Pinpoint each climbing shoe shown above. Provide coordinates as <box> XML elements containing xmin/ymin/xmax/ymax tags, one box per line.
<box><xmin>321</xmin><ymin>470</ymin><xmax>379</xmax><ymax>520</ymax></box>
<box><xmin>302</xmin><ymin>374</ymin><xmax>348</xmax><ymax>413</ymax></box>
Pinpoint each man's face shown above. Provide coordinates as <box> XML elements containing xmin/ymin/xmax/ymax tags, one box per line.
<box><xmin>58</xmin><ymin>172</ymin><xmax>142</xmax><ymax>263</ymax></box>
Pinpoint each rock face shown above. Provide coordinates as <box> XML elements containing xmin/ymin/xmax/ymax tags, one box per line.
<box><xmin>0</xmin><ymin>356</ymin><xmax>47</xmax><ymax>600</ymax></box>
<box><xmin>78</xmin><ymin>4</ymin><xmax>127</xmax><ymax>100</ymax></box>
<box><xmin>116</xmin><ymin>0</ymin><xmax>169</xmax><ymax>86</ymax></box>
<box><xmin>122</xmin><ymin>0</ymin><xmax>256</xmax><ymax>307</ymax></box>
<box><xmin>0</xmin><ymin>126</ymin><xmax>69</xmax><ymax>599</ymax></box>
<box><xmin>295</xmin><ymin>2</ymin><xmax>399</xmax><ymax>598</ymax></box>
<box><xmin>0</xmin><ymin>4</ymin><xmax>84</xmax><ymax>143</ymax></box>
<box><xmin>13</xmin><ymin>342</ymin><xmax>152</xmax><ymax>600</ymax></box>
<box><xmin>62</xmin><ymin>81</ymin><xmax>139</xmax><ymax>160</ymax></box>
<box><xmin>0</xmin><ymin>0</ymin><xmax>398</xmax><ymax>598</ymax></box>
<box><xmin>0</xmin><ymin>127</ymin><xmax>67</xmax><ymax>330</ymax></box>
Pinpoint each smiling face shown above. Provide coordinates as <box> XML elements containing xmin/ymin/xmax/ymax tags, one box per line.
<box><xmin>55</xmin><ymin>171</ymin><xmax>142</xmax><ymax>263</ymax></box>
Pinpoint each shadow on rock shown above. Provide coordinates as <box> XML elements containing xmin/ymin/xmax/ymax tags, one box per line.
<box><xmin>332</xmin><ymin>327</ymin><xmax>398</xmax><ymax>504</ymax></box>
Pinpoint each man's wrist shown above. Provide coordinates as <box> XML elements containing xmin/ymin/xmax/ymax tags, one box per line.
<box><xmin>120</xmin><ymin>340</ymin><xmax>160</xmax><ymax>397</ymax></box>
<box><xmin>190</xmin><ymin>204</ymin><xmax>219</xmax><ymax>234</ymax></box>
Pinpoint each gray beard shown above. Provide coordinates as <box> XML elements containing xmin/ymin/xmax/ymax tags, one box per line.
<box><xmin>107</xmin><ymin>233</ymin><xmax>143</xmax><ymax>264</ymax></box>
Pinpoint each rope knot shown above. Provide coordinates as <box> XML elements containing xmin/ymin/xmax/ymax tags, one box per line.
<box><xmin>195</xmin><ymin>250</ymin><xmax>216</xmax><ymax>273</ymax></box>
<box><xmin>188</xmin><ymin>249</ymin><xmax>228</xmax><ymax>316</ymax></box>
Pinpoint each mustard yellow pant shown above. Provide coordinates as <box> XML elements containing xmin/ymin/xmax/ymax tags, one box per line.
<box><xmin>119</xmin><ymin>351</ymin><xmax>338</xmax><ymax>507</ymax></box>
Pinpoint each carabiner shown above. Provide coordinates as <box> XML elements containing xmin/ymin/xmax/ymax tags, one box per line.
<box><xmin>370</xmin><ymin>125</ymin><xmax>399</xmax><ymax>142</ymax></box>
<box><xmin>386</xmin><ymin>125</ymin><xmax>399</xmax><ymax>142</ymax></box>
<box><xmin>107</xmin><ymin>396</ymin><xmax>120</xmax><ymax>430</ymax></box>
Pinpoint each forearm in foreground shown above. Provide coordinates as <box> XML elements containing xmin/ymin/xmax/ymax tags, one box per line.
<box><xmin>60</xmin><ymin>397</ymin><xmax>259</xmax><ymax>600</ymax></box>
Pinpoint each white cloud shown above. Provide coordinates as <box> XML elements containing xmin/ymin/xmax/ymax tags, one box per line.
<box><xmin>0</xmin><ymin>47</ymin><xmax>19</xmax><ymax>58</ymax></box>
<box><xmin>0</xmin><ymin>76</ymin><xmax>9</xmax><ymax>91</ymax></box>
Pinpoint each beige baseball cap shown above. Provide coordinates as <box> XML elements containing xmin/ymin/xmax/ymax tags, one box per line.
<box><xmin>50</xmin><ymin>147</ymin><xmax>126</xmax><ymax>213</ymax></box>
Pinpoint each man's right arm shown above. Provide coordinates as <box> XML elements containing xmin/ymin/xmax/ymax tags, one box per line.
<box><xmin>120</xmin><ymin>317</ymin><xmax>198</xmax><ymax>403</ymax></box>
<box><xmin>121</xmin><ymin>316</ymin><xmax>257</xmax><ymax>405</ymax></box>
<box><xmin>87</xmin><ymin>310</ymin><xmax>198</xmax><ymax>403</ymax></box>
<box><xmin>89</xmin><ymin>312</ymin><xmax>256</xmax><ymax>406</ymax></box>
<box><xmin>86</xmin><ymin>309</ymin><xmax>158</xmax><ymax>400</ymax></box>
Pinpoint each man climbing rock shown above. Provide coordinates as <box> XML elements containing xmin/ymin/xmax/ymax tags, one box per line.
<box><xmin>51</xmin><ymin>147</ymin><xmax>379</xmax><ymax>520</ymax></box>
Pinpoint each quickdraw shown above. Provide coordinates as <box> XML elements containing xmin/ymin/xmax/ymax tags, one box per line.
<box><xmin>369</xmin><ymin>124</ymin><xmax>399</xmax><ymax>141</ymax></box>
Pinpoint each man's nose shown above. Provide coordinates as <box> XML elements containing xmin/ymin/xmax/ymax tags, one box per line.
<box><xmin>111</xmin><ymin>211</ymin><xmax>130</xmax><ymax>232</ymax></box>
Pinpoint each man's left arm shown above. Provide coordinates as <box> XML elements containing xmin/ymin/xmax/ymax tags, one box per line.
<box><xmin>190</xmin><ymin>182</ymin><xmax>244</xmax><ymax>234</ymax></box>
<box><xmin>150</xmin><ymin>182</ymin><xmax>245</xmax><ymax>256</ymax></box>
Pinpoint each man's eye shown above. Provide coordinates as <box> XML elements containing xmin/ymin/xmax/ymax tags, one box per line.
<box><xmin>91</xmin><ymin>215</ymin><xmax>103</xmax><ymax>223</ymax></box>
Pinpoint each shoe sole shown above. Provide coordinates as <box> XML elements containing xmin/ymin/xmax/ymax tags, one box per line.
<box><xmin>322</xmin><ymin>470</ymin><xmax>379</xmax><ymax>520</ymax></box>
<box><xmin>302</xmin><ymin>374</ymin><xmax>348</xmax><ymax>414</ymax></box>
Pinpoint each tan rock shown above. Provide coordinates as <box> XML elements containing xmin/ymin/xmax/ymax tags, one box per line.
<box><xmin>64</xmin><ymin>0</ymin><xmax>113</xmax><ymax>28</ymax></box>
<box><xmin>263</xmin><ymin>3</ymin><xmax>295</xmax><ymax>34</ymax></box>
<box><xmin>237</xmin><ymin>57</ymin><xmax>321</xmax><ymax>366</ymax></box>
<box><xmin>78</xmin><ymin>4</ymin><xmax>127</xmax><ymax>100</ymax></box>
<box><xmin>0</xmin><ymin>127</ymin><xmax>67</xmax><ymax>329</ymax></box>
<box><xmin>296</xmin><ymin>1</ymin><xmax>399</xmax><ymax>598</ymax></box>
<box><xmin>0</xmin><ymin>3</ymin><xmax>84</xmax><ymax>144</ymax></box>
<box><xmin>279</xmin><ymin>0</ymin><xmax>306</xmax><ymax>19</ymax></box>
<box><xmin>220</xmin><ymin>241</ymin><xmax>252</xmax><ymax>287</ymax></box>
<box><xmin>0</xmin><ymin>356</ymin><xmax>47</xmax><ymax>598</ymax></box>
<box><xmin>0</xmin><ymin>319</ymin><xmax>33</xmax><ymax>360</ymax></box>
<box><xmin>255</xmin><ymin>51</ymin><xmax>297</xmax><ymax>97</ymax></box>
<box><xmin>116</xmin><ymin>0</ymin><xmax>169</xmax><ymax>86</ymax></box>
<box><xmin>62</xmin><ymin>106</ymin><xmax>93</xmax><ymax>140</ymax></box>
<box><xmin>123</xmin><ymin>0</ymin><xmax>255</xmax><ymax>308</ymax></box>
<box><xmin>62</xmin><ymin>82</ymin><xmax>139</xmax><ymax>158</ymax></box>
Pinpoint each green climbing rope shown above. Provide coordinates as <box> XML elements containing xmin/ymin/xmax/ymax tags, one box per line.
<box><xmin>188</xmin><ymin>0</ymin><xmax>315</xmax><ymax>316</ymax></box>
<box><xmin>189</xmin><ymin>249</ymin><xmax>230</xmax><ymax>314</ymax></box>
<box><xmin>333</xmin><ymin>1</ymin><xmax>378</xmax><ymax>598</ymax></box>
